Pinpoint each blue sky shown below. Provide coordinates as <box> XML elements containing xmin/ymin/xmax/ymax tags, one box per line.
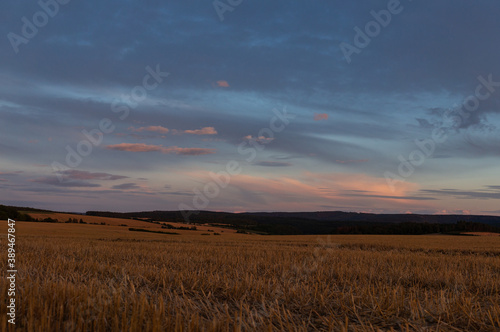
<box><xmin>1</xmin><ymin>0</ymin><xmax>500</xmax><ymax>214</ymax></box>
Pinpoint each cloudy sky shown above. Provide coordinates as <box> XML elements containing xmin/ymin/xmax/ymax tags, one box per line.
<box><xmin>1</xmin><ymin>0</ymin><xmax>500</xmax><ymax>214</ymax></box>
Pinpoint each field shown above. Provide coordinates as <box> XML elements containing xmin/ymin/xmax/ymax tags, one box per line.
<box><xmin>1</xmin><ymin>220</ymin><xmax>500</xmax><ymax>331</ymax></box>
<box><xmin>26</xmin><ymin>212</ymin><xmax>236</xmax><ymax>233</ymax></box>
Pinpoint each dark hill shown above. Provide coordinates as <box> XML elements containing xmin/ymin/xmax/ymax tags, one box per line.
<box><xmin>86</xmin><ymin>210</ymin><xmax>500</xmax><ymax>235</ymax></box>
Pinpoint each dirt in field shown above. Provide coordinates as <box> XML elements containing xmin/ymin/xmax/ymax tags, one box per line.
<box><xmin>463</xmin><ymin>232</ymin><xmax>500</xmax><ymax>236</ymax></box>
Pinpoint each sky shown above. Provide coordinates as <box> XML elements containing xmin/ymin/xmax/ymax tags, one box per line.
<box><xmin>1</xmin><ymin>0</ymin><xmax>500</xmax><ymax>215</ymax></box>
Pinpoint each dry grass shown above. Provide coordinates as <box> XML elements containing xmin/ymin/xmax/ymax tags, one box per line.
<box><xmin>27</xmin><ymin>212</ymin><xmax>235</xmax><ymax>233</ymax></box>
<box><xmin>1</xmin><ymin>221</ymin><xmax>499</xmax><ymax>331</ymax></box>
<box><xmin>27</xmin><ymin>212</ymin><xmax>155</xmax><ymax>228</ymax></box>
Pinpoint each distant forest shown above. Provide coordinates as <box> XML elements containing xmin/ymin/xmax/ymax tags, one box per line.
<box><xmin>2</xmin><ymin>204</ymin><xmax>499</xmax><ymax>235</ymax></box>
<box><xmin>0</xmin><ymin>204</ymin><xmax>38</xmax><ymax>221</ymax></box>
<box><xmin>86</xmin><ymin>210</ymin><xmax>500</xmax><ymax>235</ymax></box>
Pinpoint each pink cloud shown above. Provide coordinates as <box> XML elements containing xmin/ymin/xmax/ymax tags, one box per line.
<box><xmin>435</xmin><ymin>209</ymin><xmax>472</xmax><ymax>215</ymax></box>
<box><xmin>183</xmin><ymin>127</ymin><xmax>218</xmax><ymax>135</ymax></box>
<box><xmin>314</xmin><ymin>113</ymin><xmax>328</xmax><ymax>121</ymax></box>
<box><xmin>106</xmin><ymin>143</ymin><xmax>215</xmax><ymax>155</ymax></box>
<box><xmin>244</xmin><ymin>135</ymin><xmax>274</xmax><ymax>143</ymax></box>
<box><xmin>129</xmin><ymin>126</ymin><xmax>170</xmax><ymax>134</ymax></box>
<box><xmin>181</xmin><ymin>171</ymin><xmax>430</xmax><ymax>212</ymax></box>
<box><xmin>163</xmin><ymin>147</ymin><xmax>216</xmax><ymax>155</ymax></box>
<box><xmin>106</xmin><ymin>143</ymin><xmax>163</xmax><ymax>152</ymax></box>
<box><xmin>217</xmin><ymin>80</ymin><xmax>229</xmax><ymax>87</ymax></box>
<box><xmin>59</xmin><ymin>170</ymin><xmax>128</xmax><ymax>180</ymax></box>
<box><xmin>129</xmin><ymin>125</ymin><xmax>217</xmax><ymax>136</ymax></box>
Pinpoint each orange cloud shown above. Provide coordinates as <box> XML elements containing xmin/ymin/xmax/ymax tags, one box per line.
<box><xmin>129</xmin><ymin>125</ymin><xmax>217</xmax><ymax>136</ymax></box>
<box><xmin>180</xmin><ymin>171</ymin><xmax>430</xmax><ymax>212</ymax></box>
<box><xmin>129</xmin><ymin>126</ymin><xmax>169</xmax><ymax>134</ymax></box>
<box><xmin>435</xmin><ymin>209</ymin><xmax>472</xmax><ymax>215</ymax></box>
<box><xmin>314</xmin><ymin>113</ymin><xmax>328</xmax><ymax>121</ymax></box>
<box><xmin>217</xmin><ymin>80</ymin><xmax>229</xmax><ymax>87</ymax></box>
<box><xmin>163</xmin><ymin>147</ymin><xmax>216</xmax><ymax>155</ymax></box>
<box><xmin>106</xmin><ymin>143</ymin><xmax>215</xmax><ymax>155</ymax></box>
<box><xmin>183</xmin><ymin>127</ymin><xmax>218</xmax><ymax>135</ymax></box>
<box><xmin>106</xmin><ymin>143</ymin><xmax>163</xmax><ymax>152</ymax></box>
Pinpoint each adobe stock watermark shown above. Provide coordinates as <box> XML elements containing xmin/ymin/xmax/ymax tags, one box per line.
<box><xmin>339</xmin><ymin>0</ymin><xmax>411</xmax><ymax>64</ymax></box>
<box><xmin>7</xmin><ymin>0</ymin><xmax>71</xmax><ymax>54</ymax></box>
<box><xmin>179</xmin><ymin>106</ymin><xmax>295</xmax><ymax>222</ymax></box>
<box><xmin>51</xmin><ymin>65</ymin><xmax>169</xmax><ymax>182</ymax></box>
<box><xmin>385</xmin><ymin>74</ymin><xmax>500</xmax><ymax>192</ymax></box>
<box><xmin>7</xmin><ymin>218</ymin><xmax>17</xmax><ymax>325</ymax></box>
<box><xmin>213</xmin><ymin>0</ymin><xmax>243</xmax><ymax>22</ymax></box>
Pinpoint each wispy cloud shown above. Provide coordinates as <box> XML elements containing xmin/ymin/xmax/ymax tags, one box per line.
<box><xmin>129</xmin><ymin>126</ymin><xmax>169</xmax><ymax>134</ymax></box>
<box><xmin>57</xmin><ymin>170</ymin><xmax>128</xmax><ymax>181</ymax></box>
<box><xmin>335</xmin><ymin>159</ymin><xmax>369</xmax><ymax>164</ymax></box>
<box><xmin>31</xmin><ymin>177</ymin><xmax>101</xmax><ymax>187</ymax></box>
<box><xmin>106</xmin><ymin>143</ymin><xmax>163</xmax><ymax>152</ymax></box>
<box><xmin>254</xmin><ymin>161</ymin><xmax>292</xmax><ymax>167</ymax></box>
<box><xmin>106</xmin><ymin>143</ymin><xmax>216</xmax><ymax>155</ymax></box>
<box><xmin>0</xmin><ymin>171</ymin><xmax>23</xmax><ymax>176</ymax></box>
<box><xmin>112</xmin><ymin>183</ymin><xmax>140</xmax><ymax>190</ymax></box>
<box><xmin>181</xmin><ymin>170</ymin><xmax>427</xmax><ymax>212</ymax></box>
<box><xmin>342</xmin><ymin>192</ymin><xmax>436</xmax><ymax>201</ymax></box>
<box><xmin>164</xmin><ymin>147</ymin><xmax>216</xmax><ymax>155</ymax></box>
<box><xmin>244</xmin><ymin>135</ymin><xmax>274</xmax><ymax>143</ymax></box>
<box><xmin>128</xmin><ymin>126</ymin><xmax>217</xmax><ymax>135</ymax></box>
<box><xmin>421</xmin><ymin>186</ymin><xmax>500</xmax><ymax>200</ymax></box>
<box><xmin>183</xmin><ymin>127</ymin><xmax>218</xmax><ymax>135</ymax></box>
